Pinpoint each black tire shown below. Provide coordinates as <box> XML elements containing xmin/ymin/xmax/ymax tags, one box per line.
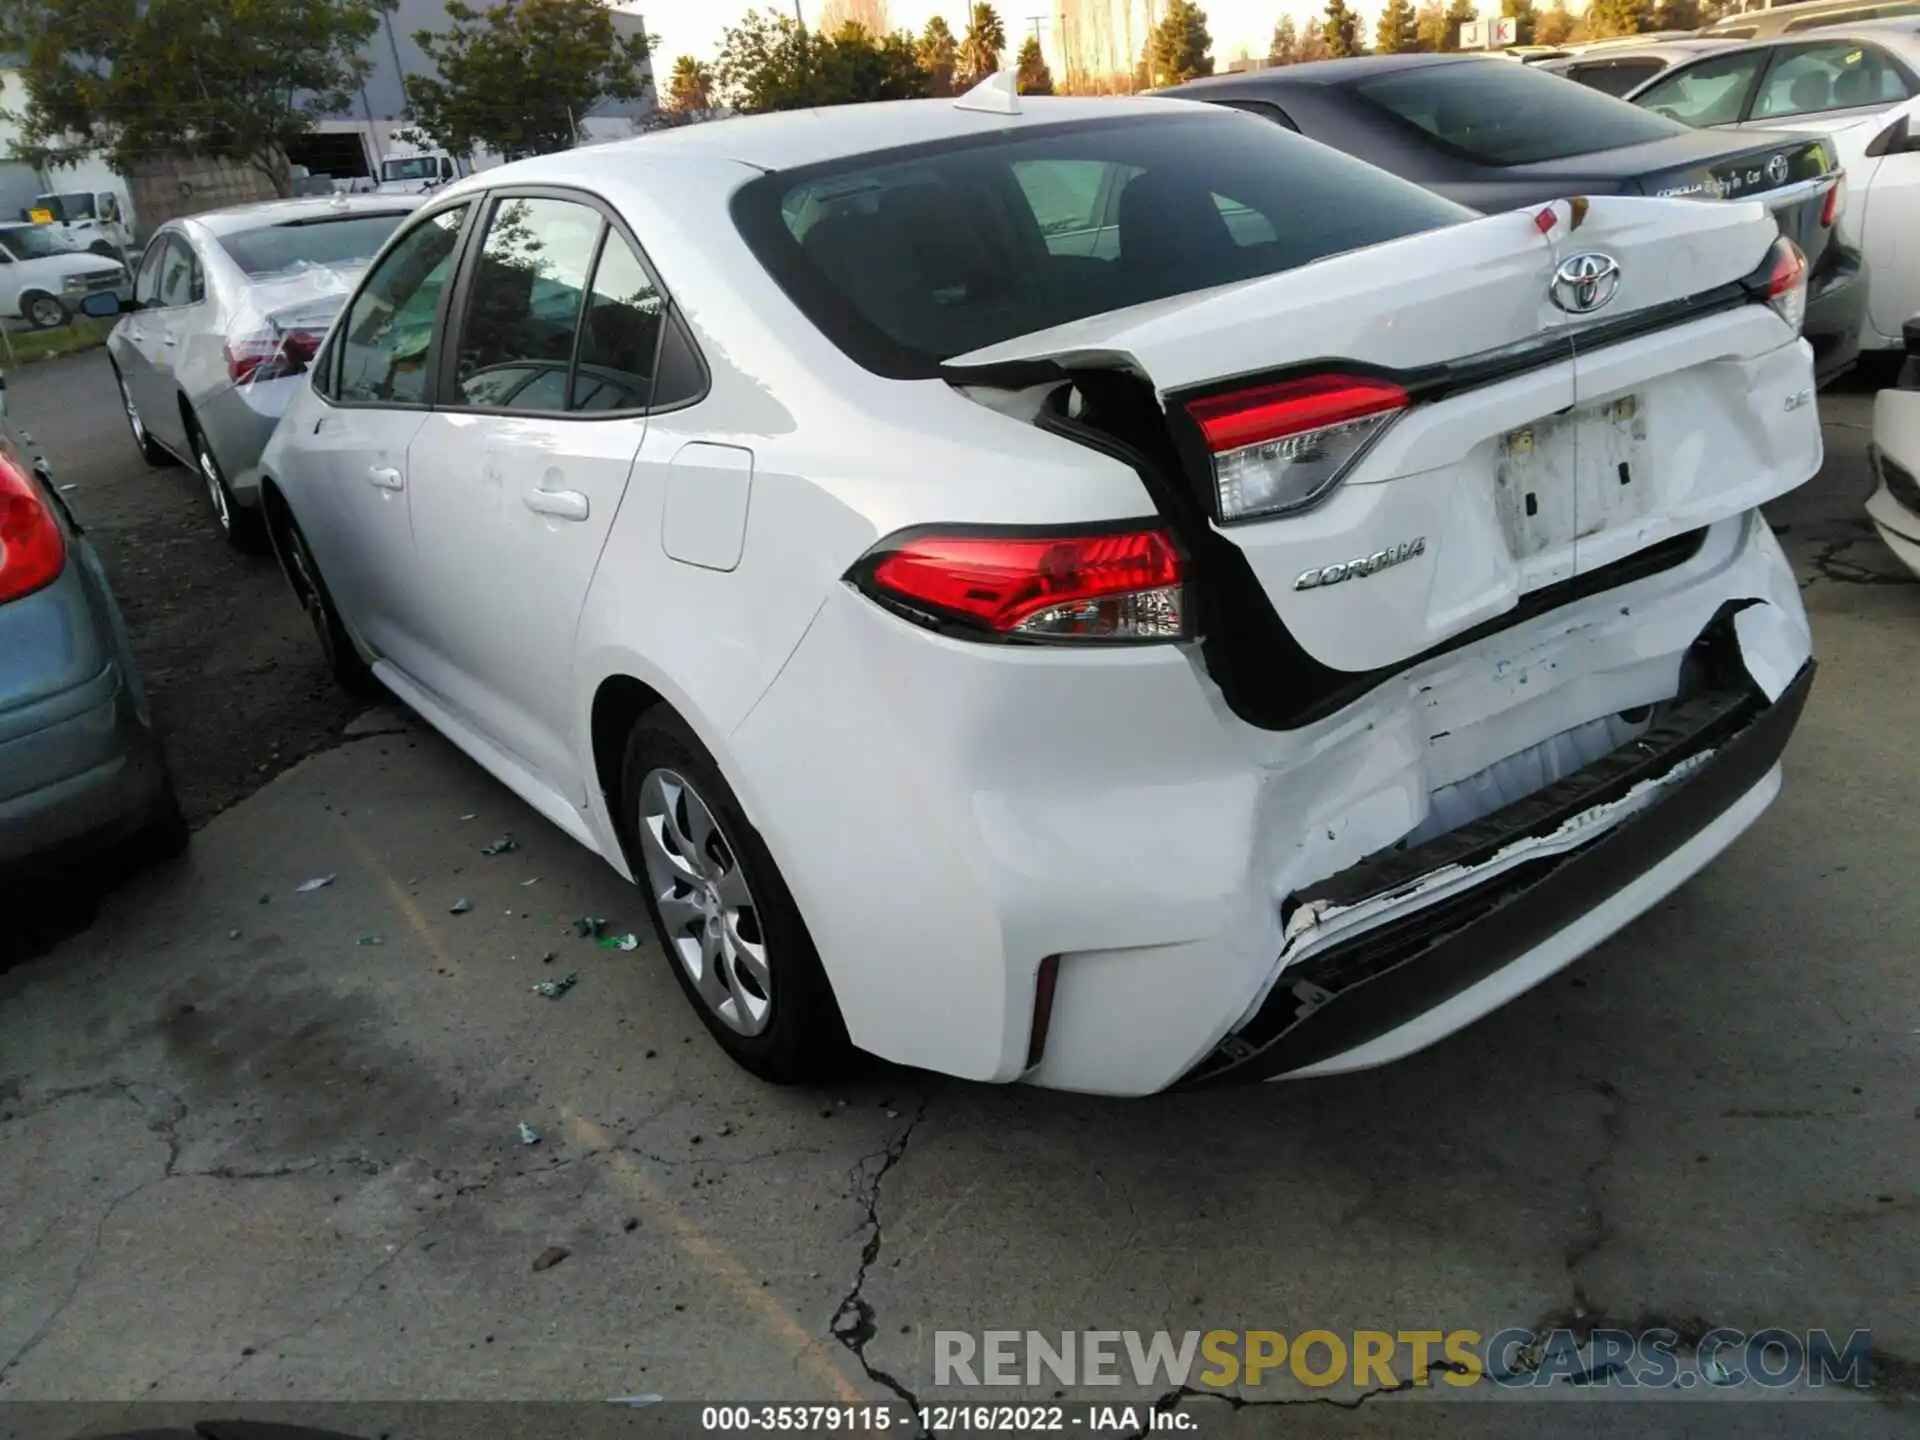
<box><xmin>277</xmin><ymin>511</ymin><xmax>379</xmax><ymax>697</ymax></box>
<box><xmin>132</xmin><ymin>778</ymin><xmax>191</xmax><ymax>864</ymax></box>
<box><xmin>110</xmin><ymin>361</ymin><xmax>176</xmax><ymax>468</ymax></box>
<box><xmin>621</xmin><ymin>708</ymin><xmax>853</xmax><ymax>1084</ymax></box>
<box><xmin>21</xmin><ymin>291</ymin><xmax>66</xmax><ymax>330</ymax></box>
<box><xmin>187</xmin><ymin>415</ymin><xmax>267</xmax><ymax>552</ymax></box>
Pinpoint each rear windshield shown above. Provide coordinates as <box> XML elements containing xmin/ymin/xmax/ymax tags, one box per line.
<box><xmin>1354</xmin><ymin>59</ymin><xmax>1691</xmax><ymax>165</ymax></box>
<box><xmin>731</xmin><ymin>112</ymin><xmax>1472</xmax><ymax>378</ymax></box>
<box><xmin>217</xmin><ymin>213</ymin><xmax>411</xmax><ymax>277</ymax></box>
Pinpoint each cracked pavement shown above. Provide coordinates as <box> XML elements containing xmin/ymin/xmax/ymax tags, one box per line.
<box><xmin>1</xmin><ymin>378</ymin><xmax>1917</xmax><ymax>1437</ymax></box>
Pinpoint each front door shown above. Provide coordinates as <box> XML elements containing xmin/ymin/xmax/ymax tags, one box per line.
<box><xmin>405</xmin><ymin>193</ymin><xmax>656</xmax><ymax>800</ymax></box>
<box><xmin>119</xmin><ymin>234</ymin><xmax>199</xmax><ymax>453</ymax></box>
<box><xmin>295</xmin><ymin>203</ymin><xmax>473</xmax><ymax>669</ymax></box>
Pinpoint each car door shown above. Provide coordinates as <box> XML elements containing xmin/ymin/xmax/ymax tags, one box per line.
<box><xmin>121</xmin><ymin>234</ymin><xmax>204</xmax><ymax>455</ymax></box>
<box><xmin>1738</xmin><ymin>37</ymin><xmax>1916</xmax><ymax>134</ymax></box>
<box><xmin>293</xmin><ymin>202</ymin><xmax>474</xmax><ymax>672</ymax></box>
<box><xmin>403</xmin><ymin>191</ymin><xmax>655</xmax><ymax>800</ymax></box>
<box><xmin>116</xmin><ymin>235</ymin><xmax>183</xmax><ymax>448</ymax></box>
<box><xmin>1842</xmin><ymin>95</ymin><xmax>1920</xmax><ymax>340</ymax></box>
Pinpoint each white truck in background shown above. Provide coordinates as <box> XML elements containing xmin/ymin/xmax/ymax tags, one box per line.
<box><xmin>373</xmin><ymin>145</ymin><xmax>473</xmax><ymax>195</ymax></box>
<box><xmin>23</xmin><ymin>188</ymin><xmax>136</xmax><ymax>259</ymax></box>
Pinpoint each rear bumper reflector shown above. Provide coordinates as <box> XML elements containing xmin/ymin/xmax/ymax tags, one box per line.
<box><xmin>1177</xmin><ymin>607</ymin><xmax>1813</xmax><ymax>1087</ymax></box>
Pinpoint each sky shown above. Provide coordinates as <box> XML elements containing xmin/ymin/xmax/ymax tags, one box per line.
<box><xmin>629</xmin><ymin>0</ymin><xmax>1417</xmax><ymax>70</ymax></box>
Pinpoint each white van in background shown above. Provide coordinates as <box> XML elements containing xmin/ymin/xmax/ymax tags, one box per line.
<box><xmin>26</xmin><ymin>190</ymin><xmax>136</xmax><ymax>259</ymax></box>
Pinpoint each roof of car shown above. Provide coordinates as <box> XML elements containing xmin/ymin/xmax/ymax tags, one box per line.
<box><xmin>571</xmin><ymin>94</ymin><xmax>1199</xmax><ymax>174</ymax></box>
<box><xmin>1542</xmin><ymin>38</ymin><xmax>1735</xmax><ymax>67</ymax></box>
<box><xmin>1166</xmin><ymin>53</ymin><xmax>1493</xmax><ymax>89</ymax></box>
<box><xmin>180</xmin><ymin>193</ymin><xmax>426</xmax><ymax>237</ymax></box>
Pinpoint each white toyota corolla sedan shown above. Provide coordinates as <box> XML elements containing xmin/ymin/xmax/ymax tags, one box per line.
<box><xmin>257</xmin><ymin>83</ymin><xmax>1822</xmax><ymax>1095</ymax></box>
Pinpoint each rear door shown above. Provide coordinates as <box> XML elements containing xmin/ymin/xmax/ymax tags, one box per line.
<box><xmin>404</xmin><ymin>191</ymin><xmax>655</xmax><ymax>801</ymax></box>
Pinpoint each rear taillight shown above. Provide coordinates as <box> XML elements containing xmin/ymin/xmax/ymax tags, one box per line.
<box><xmin>1184</xmin><ymin>374</ymin><xmax>1407</xmax><ymax>523</ymax></box>
<box><xmin>1821</xmin><ymin>173</ymin><xmax>1845</xmax><ymax>228</ymax></box>
<box><xmin>0</xmin><ymin>452</ymin><xmax>67</xmax><ymax>603</ymax></box>
<box><xmin>852</xmin><ymin>527</ymin><xmax>1188</xmax><ymax>642</ymax></box>
<box><xmin>1752</xmin><ymin>236</ymin><xmax>1809</xmax><ymax>335</ymax></box>
<box><xmin>225</xmin><ymin>327</ymin><xmax>324</xmax><ymax>385</ymax></box>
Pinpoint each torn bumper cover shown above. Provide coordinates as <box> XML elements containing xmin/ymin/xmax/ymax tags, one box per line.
<box><xmin>1179</xmin><ymin>604</ymin><xmax>1814</xmax><ymax>1087</ymax></box>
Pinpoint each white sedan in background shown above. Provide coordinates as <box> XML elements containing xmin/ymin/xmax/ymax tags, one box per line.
<box><xmin>102</xmin><ymin>194</ymin><xmax>422</xmax><ymax>548</ymax></box>
<box><xmin>259</xmin><ymin>84</ymin><xmax>1820</xmax><ymax>1094</ymax></box>
<box><xmin>1869</xmin><ymin>318</ymin><xmax>1920</xmax><ymax>575</ymax></box>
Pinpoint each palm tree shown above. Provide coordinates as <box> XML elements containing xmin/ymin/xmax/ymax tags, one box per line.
<box><xmin>959</xmin><ymin>3</ymin><xmax>1007</xmax><ymax>84</ymax></box>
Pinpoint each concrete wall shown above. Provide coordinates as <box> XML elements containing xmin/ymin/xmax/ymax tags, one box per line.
<box><xmin>127</xmin><ymin>155</ymin><xmax>278</xmax><ymax>238</ymax></box>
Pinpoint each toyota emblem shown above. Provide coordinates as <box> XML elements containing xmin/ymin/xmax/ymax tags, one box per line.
<box><xmin>1766</xmin><ymin>152</ymin><xmax>1791</xmax><ymax>185</ymax></box>
<box><xmin>1550</xmin><ymin>252</ymin><xmax>1622</xmax><ymax>315</ymax></box>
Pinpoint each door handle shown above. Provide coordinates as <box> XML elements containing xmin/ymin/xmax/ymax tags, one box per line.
<box><xmin>368</xmin><ymin>465</ymin><xmax>405</xmax><ymax>491</ymax></box>
<box><xmin>525</xmin><ymin>487</ymin><xmax>589</xmax><ymax>521</ymax></box>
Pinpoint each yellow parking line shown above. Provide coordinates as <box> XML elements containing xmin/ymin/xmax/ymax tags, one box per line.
<box><xmin>333</xmin><ymin>820</ymin><xmax>861</xmax><ymax>1400</ymax></box>
<box><xmin>563</xmin><ymin>1109</ymin><xmax>866</xmax><ymax>1402</ymax></box>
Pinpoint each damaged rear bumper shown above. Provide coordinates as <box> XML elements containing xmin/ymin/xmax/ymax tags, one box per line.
<box><xmin>1178</xmin><ymin>609</ymin><xmax>1813</xmax><ymax>1087</ymax></box>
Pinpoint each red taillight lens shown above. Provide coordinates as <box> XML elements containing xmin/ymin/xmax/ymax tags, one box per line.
<box><xmin>1185</xmin><ymin>375</ymin><xmax>1407</xmax><ymax>523</ymax></box>
<box><xmin>858</xmin><ymin>528</ymin><xmax>1188</xmax><ymax>642</ymax></box>
<box><xmin>0</xmin><ymin>453</ymin><xmax>67</xmax><ymax>603</ymax></box>
<box><xmin>1820</xmin><ymin>173</ymin><xmax>1845</xmax><ymax>228</ymax></box>
<box><xmin>1761</xmin><ymin>236</ymin><xmax>1809</xmax><ymax>334</ymax></box>
<box><xmin>225</xmin><ymin>327</ymin><xmax>323</xmax><ymax>386</ymax></box>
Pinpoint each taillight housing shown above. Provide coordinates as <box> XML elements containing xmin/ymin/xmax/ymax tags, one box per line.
<box><xmin>0</xmin><ymin>451</ymin><xmax>67</xmax><ymax>604</ymax></box>
<box><xmin>1821</xmin><ymin>173</ymin><xmax>1845</xmax><ymax>228</ymax></box>
<box><xmin>1184</xmin><ymin>374</ymin><xmax>1407</xmax><ymax>524</ymax></box>
<box><xmin>1747</xmin><ymin>235</ymin><xmax>1809</xmax><ymax>335</ymax></box>
<box><xmin>225</xmin><ymin>327</ymin><xmax>324</xmax><ymax>386</ymax></box>
<box><xmin>850</xmin><ymin>526</ymin><xmax>1189</xmax><ymax>643</ymax></box>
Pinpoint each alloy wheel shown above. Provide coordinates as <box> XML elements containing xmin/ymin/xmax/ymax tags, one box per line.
<box><xmin>25</xmin><ymin>295</ymin><xmax>64</xmax><ymax>329</ymax></box>
<box><xmin>285</xmin><ymin>529</ymin><xmax>336</xmax><ymax>661</ymax></box>
<box><xmin>637</xmin><ymin>767</ymin><xmax>772</xmax><ymax>1036</ymax></box>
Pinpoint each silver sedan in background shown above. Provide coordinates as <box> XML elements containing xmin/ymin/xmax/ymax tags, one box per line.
<box><xmin>102</xmin><ymin>195</ymin><xmax>423</xmax><ymax>549</ymax></box>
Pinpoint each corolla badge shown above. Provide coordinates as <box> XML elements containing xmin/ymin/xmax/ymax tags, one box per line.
<box><xmin>1550</xmin><ymin>252</ymin><xmax>1622</xmax><ymax>315</ymax></box>
<box><xmin>1765</xmin><ymin>152</ymin><xmax>1790</xmax><ymax>186</ymax></box>
<box><xmin>1294</xmin><ymin>538</ymin><xmax>1426</xmax><ymax>591</ymax></box>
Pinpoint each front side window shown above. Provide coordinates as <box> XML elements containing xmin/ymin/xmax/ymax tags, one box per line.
<box><xmin>133</xmin><ymin>236</ymin><xmax>168</xmax><ymax>304</ymax></box>
<box><xmin>1635</xmin><ymin>50</ymin><xmax>1769</xmax><ymax>125</ymax></box>
<box><xmin>734</xmin><ymin>112</ymin><xmax>1471</xmax><ymax>378</ymax></box>
<box><xmin>454</xmin><ymin>196</ymin><xmax>605</xmax><ymax>411</ymax></box>
<box><xmin>333</xmin><ymin>204</ymin><xmax>469</xmax><ymax>405</ymax></box>
<box><xmin>1752</xmin><ymin>41</ymin><xmax>1911</xmax><ymax>118</ymax></box>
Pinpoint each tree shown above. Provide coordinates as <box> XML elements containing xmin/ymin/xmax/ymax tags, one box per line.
<box><xmin>960</xmin><ymin>3</ymin><xmax>1007</xmax><ymax>82</ymax></box>
<box><xmin>665</xmin><ymin>55</ymin><xmax>715</xmax><ymax>114</ymax></box>
<box><xmin>404</xmin><ymin>0</ymin><xmax>652</xmax><ymax>161</ymax></box>
<box><xmin>1297</xmin><ymin>24</ymin><xmax>1335</xmax><ymax>59</ymax></box>
<box><xmin>1270</xmin><ymin>13</ymin><xmax>1299</xmax><ymax>62</ymax></box>
<box><xmin>1499</xmin><ymin>0</ymin><xmax>1537</xmax><ymax>42</ymax></box>
<box><xmin>1441</xmin><ymin>0</ymin><xmax>1480</xmax><ymax>48</ymax></box>
<box><xmin>1376</xmin><ymin>0</ymin><xmax>1422</xmax><ymax>51</ymax></box>
<box><xmin>1652</xmin><ymin>0</ymin><xmax>1702</xmax><ymax>28</ymax></box>
<box><xmin>819</xmin><ymin>0</ymin><xmax>890</xmax><ymax>35</ymax></box>
<box><xmin>714</xmin><ymin>9</ymin><xmax>934</xmax><ymax>112</ymax></box>
<box><xmin>1416</xmin><ymin>0</ymin><xmax>1450</xmax><ymax>48</ymax></box>
<box><xmin>1016</xmin><ymin>34</ymin><xmax>1055</xmax><ymax>92</ymax></box>
<box><xmin>0</xmin><ymin>0</ymin><xmax>383</xmax><ymax>196</ymax></box>
<box><xmin>1584</xmin><ymin>0</ymin><xmax>1651</xmax><ymax>34</ymax></box>
<box><xmin>1148</xmin><ymin>0</ymin><xmax>1213</xmax><ymax>84</ymax></box>
<box><xmin>1322</xmin><ymin>0</ymin><xmax>1365</xmax><ymax>56</ymax></box>
<box><xmin>816</xmin><ymin>22</ymin><xmax>934</xmax><ymax>102</ymax></box>
<box><xmin>918</xmin><ymin>15</ymin><xmax>960</xmax><ymax>93</ymax></box>
<box><xmin>1534</xmin><ymin>0</ymin><xmax>1577</xmax><ymax>42</ymax></box>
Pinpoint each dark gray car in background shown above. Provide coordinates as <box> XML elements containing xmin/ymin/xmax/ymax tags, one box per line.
<box><xmin>1162</xmin><ymin>54</ymin><xmax>1867</xmax><ymax>382</ymax></box>
<box><xmin>0</xmin><ymin>343</ymin><xmax>183</xmax><ymax>879</ymax></box>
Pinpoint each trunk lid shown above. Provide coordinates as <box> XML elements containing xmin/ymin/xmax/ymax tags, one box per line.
<box><xmin>951</xmin><ymin>196</ymin><xmax>1818</xmax><ymax>677</ymax></box>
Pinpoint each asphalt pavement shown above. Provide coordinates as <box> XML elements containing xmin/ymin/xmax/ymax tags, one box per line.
<box><xmin>0</xmin><ymin>350</ymin><xmax>1916</xmax><ymax>1438</ymax></box>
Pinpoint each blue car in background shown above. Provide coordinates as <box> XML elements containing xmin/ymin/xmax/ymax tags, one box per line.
<box><xmin>0</xmin><ymin>351</ymin><xmax>184</xmax><ymax>878</ymax></box>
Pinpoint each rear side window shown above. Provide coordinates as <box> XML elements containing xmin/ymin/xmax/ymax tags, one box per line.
<box><xmin>732</xmin><ymin>112</ymin><xmax>1471</xmax><ymax>379</ymax></box>
<box><xmin>1751</xmin><ymin>40</ymin><xmax>1911</xmax><ymax>118</ymax></box>
<box><xmin>1634</xmin><ymin>50</ymin><xmax>1769</xmax><ymax>125</ymax></box>
<box><xmin>1354</xmin><ymin>59</ymin><xmax>1691</xmax><ymax>164</ymax></box>
<box><xmin>217</xmin><ymin>213</ymin><xmax>412</xmax><ymax>277</ymax></box>
<box><xmin>1564</xmin><ymin>58</ymin><xmax>1668</xmax><ymax>97</ymax></box>
<box><xmin>333</xmin><ymin>205</ymin><xmax>469</xmax><ymax>405</ymax></box>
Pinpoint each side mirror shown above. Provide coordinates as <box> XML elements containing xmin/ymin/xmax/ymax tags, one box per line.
<box><xmin>80</xmin><ymin>292</ymin><xmax>124</xmax><ymax>318</ymax></box>
<box><xmin>1866</xmin><ymin>113</ymin><xmax>1920</xmax><ymax>156</ymax></box>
